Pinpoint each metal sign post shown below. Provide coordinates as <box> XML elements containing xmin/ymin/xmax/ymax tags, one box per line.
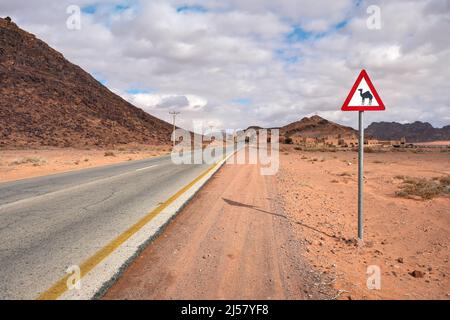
<box><xmin>358</xmin><ymin>111</ymin><xmax>364</xmax><ymax>239</ymax></box>
<box><xmin>341</xmin><ymin>70</ymin><xmax>385</xmax><ymax>241</ymax></box>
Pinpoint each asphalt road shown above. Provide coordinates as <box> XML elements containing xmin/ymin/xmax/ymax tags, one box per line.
<box><xmin>0</xmin><ymin>152</ymin><xmax>217</xmax><ymax>299</ymax></box>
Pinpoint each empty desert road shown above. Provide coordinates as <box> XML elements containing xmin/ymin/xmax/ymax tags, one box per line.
<box><xmin>104</xmin><ymin>148</ymin><xmax>332</xmax><ymax>300</ymax></box>
<box><xmin>0</xmin><ymin>148</ymin><xmax>230</xmax><ymax>299</ymax></box>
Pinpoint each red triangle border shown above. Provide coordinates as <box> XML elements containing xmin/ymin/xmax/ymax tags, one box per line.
<box><xmin>341</xmin><ymin>69</ymin><xmax>385</xmax><ymax>111</ymax></box>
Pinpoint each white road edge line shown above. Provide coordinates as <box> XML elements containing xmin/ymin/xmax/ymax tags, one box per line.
<box><xmin>59</xmin><ymin>149</ymin><xmax>238</xmax><ymax>300</ymax></box>
<box><xmin>135</xmin><ymin>165</ymin><xmax>159</xmax><ymax>172</ymax></box>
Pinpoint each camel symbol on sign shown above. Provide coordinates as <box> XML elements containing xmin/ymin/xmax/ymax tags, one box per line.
<box><xmin>358</xmin><ymin>88</ymin><xmax>373</xmax><ymax>106</ymax></box>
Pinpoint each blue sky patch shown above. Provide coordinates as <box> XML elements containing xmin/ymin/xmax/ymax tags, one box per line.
<box><xmin>335</xmin><ymin>20</ymin><xmax>348</xmax><ymax>30</ymax></box>
<box><xmin>275</xmin><ymin>48</ymin><xmax>300</xmax><ymax>64</ymax></box>
<box><xmin>92</xmin><ymin>72</ymin><xmax>107</xmax><ymax>85</ymax></box>
<box><xmin>232</xmin><ymin>98</ymin><xmax>251</xmax><ymax>106</ymax></box>
<box><xmin>126</xmin><ymin>88</ymin><xmax>152</xmax><ymax>94</ymax></box>
<box><xmin>177</xmin><ymin>5</ymin><xmax>207</xmax><ymax>14</ymax></box>
<box><xmin>287</xmin><ymin>26</ymin><xmax>313</xmax><ymax>42</ymax></box>
<box><xmin>115</xmin><ymin>4</ymin><xmax>130</xmax><ymax>12</ymax></box>
<box><xmin>81</xmin><ymin>5</ymin><xmax>97</xmax><ymax>15</ymax></box>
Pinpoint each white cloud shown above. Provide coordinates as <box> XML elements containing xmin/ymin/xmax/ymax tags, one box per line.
<box><xmin>1</xmin><ymin>0</ymin><xmax>449</xmax><ymax>131</ymax></box>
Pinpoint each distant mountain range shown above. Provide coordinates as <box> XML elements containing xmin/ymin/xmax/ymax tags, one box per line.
<box><xmin>0</xmin><ymin>17</ymin><xmax>173</xmax><ymax>148</ymax></box>
<box><xmin>248</xmin><ymin>117</ymin><xmax>449</xmax><ymax>143</ymax></box>
<box><xmin>366</xmin><ymin>122</ymin><xmax>450</xmax><ymax>142</ymax></box>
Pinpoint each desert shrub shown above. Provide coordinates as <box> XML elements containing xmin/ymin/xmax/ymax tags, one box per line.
<box><xmin>294</xmin><ymin>147</ymin><xmax>302</xmax><ymax>151</ymax></box>
<box><xmin>284</xmin><ymin>138</ymin><xmax>293</xmax><ymax>144</ymax></box>
<box><xmin>364</xmin><ymin>147</ymin><xmax>386</xmax><ymax>153</ymax></box>
<box><xmin>104</xmin><ymin>151</ymin><xmax>115</xmax><ymax>157</ymax></box>
<box><xmin>395</xmin><ymin>176</ymin><xmax>450</xmax><ymax>200</ymax></box>
<box><xmin>338</xmin><ymin>172</ymin><xmax>352</xmax><ymax>177</ymax></box>
<box><xmin>9</xmin><ymin>157</ymin><xmax>47</xmax><ymax>166</ymax></box>
<box><xmin>438</xmin><ymin>176</ymin><xmax>450</xmax><ymax>185</ymax></box>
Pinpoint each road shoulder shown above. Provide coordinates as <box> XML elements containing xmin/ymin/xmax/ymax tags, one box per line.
<box><xmin>104</xmin><ymin>160</ymin><xmax>334</xmax><ymax>300</ymax></box>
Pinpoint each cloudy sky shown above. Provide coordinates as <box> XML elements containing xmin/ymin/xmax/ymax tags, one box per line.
<box><xmin>1</xmin><ymin>0</ymin><xmax>449</xmax><ymax>131</ymax></box>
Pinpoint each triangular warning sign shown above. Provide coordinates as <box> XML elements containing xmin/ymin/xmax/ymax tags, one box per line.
<box><xmin>342</xmin><ymin>69</ymin><xmax>385</xmax><ymax>111</ymax></box>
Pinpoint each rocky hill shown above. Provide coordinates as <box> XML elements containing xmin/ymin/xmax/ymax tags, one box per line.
<box><xmin>0</xmin><ymin>17</ymin><xmax>173</xmax><ymax>148</ymax></box>
<box><xmin>281</xmin><ymin>115</ymin><xmax>357</xmax><ymax>139</ymax></box>
<box><xmin>366</xmin><ymin>121</ymin><xmax>450</xmax><ymax>142</ymax></box>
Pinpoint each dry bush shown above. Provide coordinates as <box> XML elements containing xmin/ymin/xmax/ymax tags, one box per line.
<box><xmin>301</xmin><ymin>146</ymin><xmax>337</xmax><ymax>152</ymax></box>
<box><xmin>338</xmin><ymin>172</ymin><xmax>352</xmax><ymax>177</ymax></box>
<box><xmin>438</xmin><ymin>176</ymin><xmax>450</xmax><ymax>185</ymax></box>
<box><xmin>364</xmin><ymin>147</ymin><xmax>386</xmax><ymax>153</ymax></box>
<box><xmin>395</xmin><ymin>176</ymin><xmax>450</xmax><ymax>200</ymax></box>
<box><xmin>104</xmin><ymin>151</ymin><xmax>116</xmax><ymax>157</ymax></box>
<box><xmin>9</xmin><ymin>157</ymin><xmax>47</xmax><ymax>166</ymax></box>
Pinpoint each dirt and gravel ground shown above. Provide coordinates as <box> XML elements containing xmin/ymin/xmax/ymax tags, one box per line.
<box><xmin>278</xmin><ymin>146</ymin><xmax>449</xmax><ymax>300</ymax></box>
<box><xmin>104</xmin><ymin>151</ymin><xmax>334</xmax><ymax>300</ymax></box>
<box><xmin>0</xmin><ymin>146</ymin><xmax>170</xmax><ymax>182</ymax></box>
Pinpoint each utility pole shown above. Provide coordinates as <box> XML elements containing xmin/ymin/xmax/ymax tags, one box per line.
<box><xmin>169</xmin><ymin>111</ymin><xmax>180</xmax><ymax>148</ymax></box>
<box><xmin>209</xmin><ymin>125</ymin><xmax>214</xmax><ymax>141</ymax></box>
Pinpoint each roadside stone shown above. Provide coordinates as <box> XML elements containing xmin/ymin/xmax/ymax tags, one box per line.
<box><xmin>409</xmin><ymin>270</ymin><xmax>425</xmax><ymax>278</ymax></box>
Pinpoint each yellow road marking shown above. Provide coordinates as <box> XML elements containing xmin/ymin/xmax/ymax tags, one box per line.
<box><xmin>37</xmin><ymin>161</ymin><xmax>221</xmax><ymax>300</ymax></box>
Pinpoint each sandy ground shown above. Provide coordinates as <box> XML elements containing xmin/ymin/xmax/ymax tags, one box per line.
<box><xmin>104</xmin><ymin>151</ymin><xmax>334</xmax><ymax>300</ymax></box>
<box><xmin>277</xmin><ymin>146</ymin><xmax>450</xmax><ymax>300</ymax></box>
<box><xmin>0</xmin><ymin>146</ymin><xmax>171</xmax><ymax>182</ymax></box>
<box><xmin>414</xmin><ymin>141</ymin><xmax>450</xmax><ymax>146</ymax></box>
